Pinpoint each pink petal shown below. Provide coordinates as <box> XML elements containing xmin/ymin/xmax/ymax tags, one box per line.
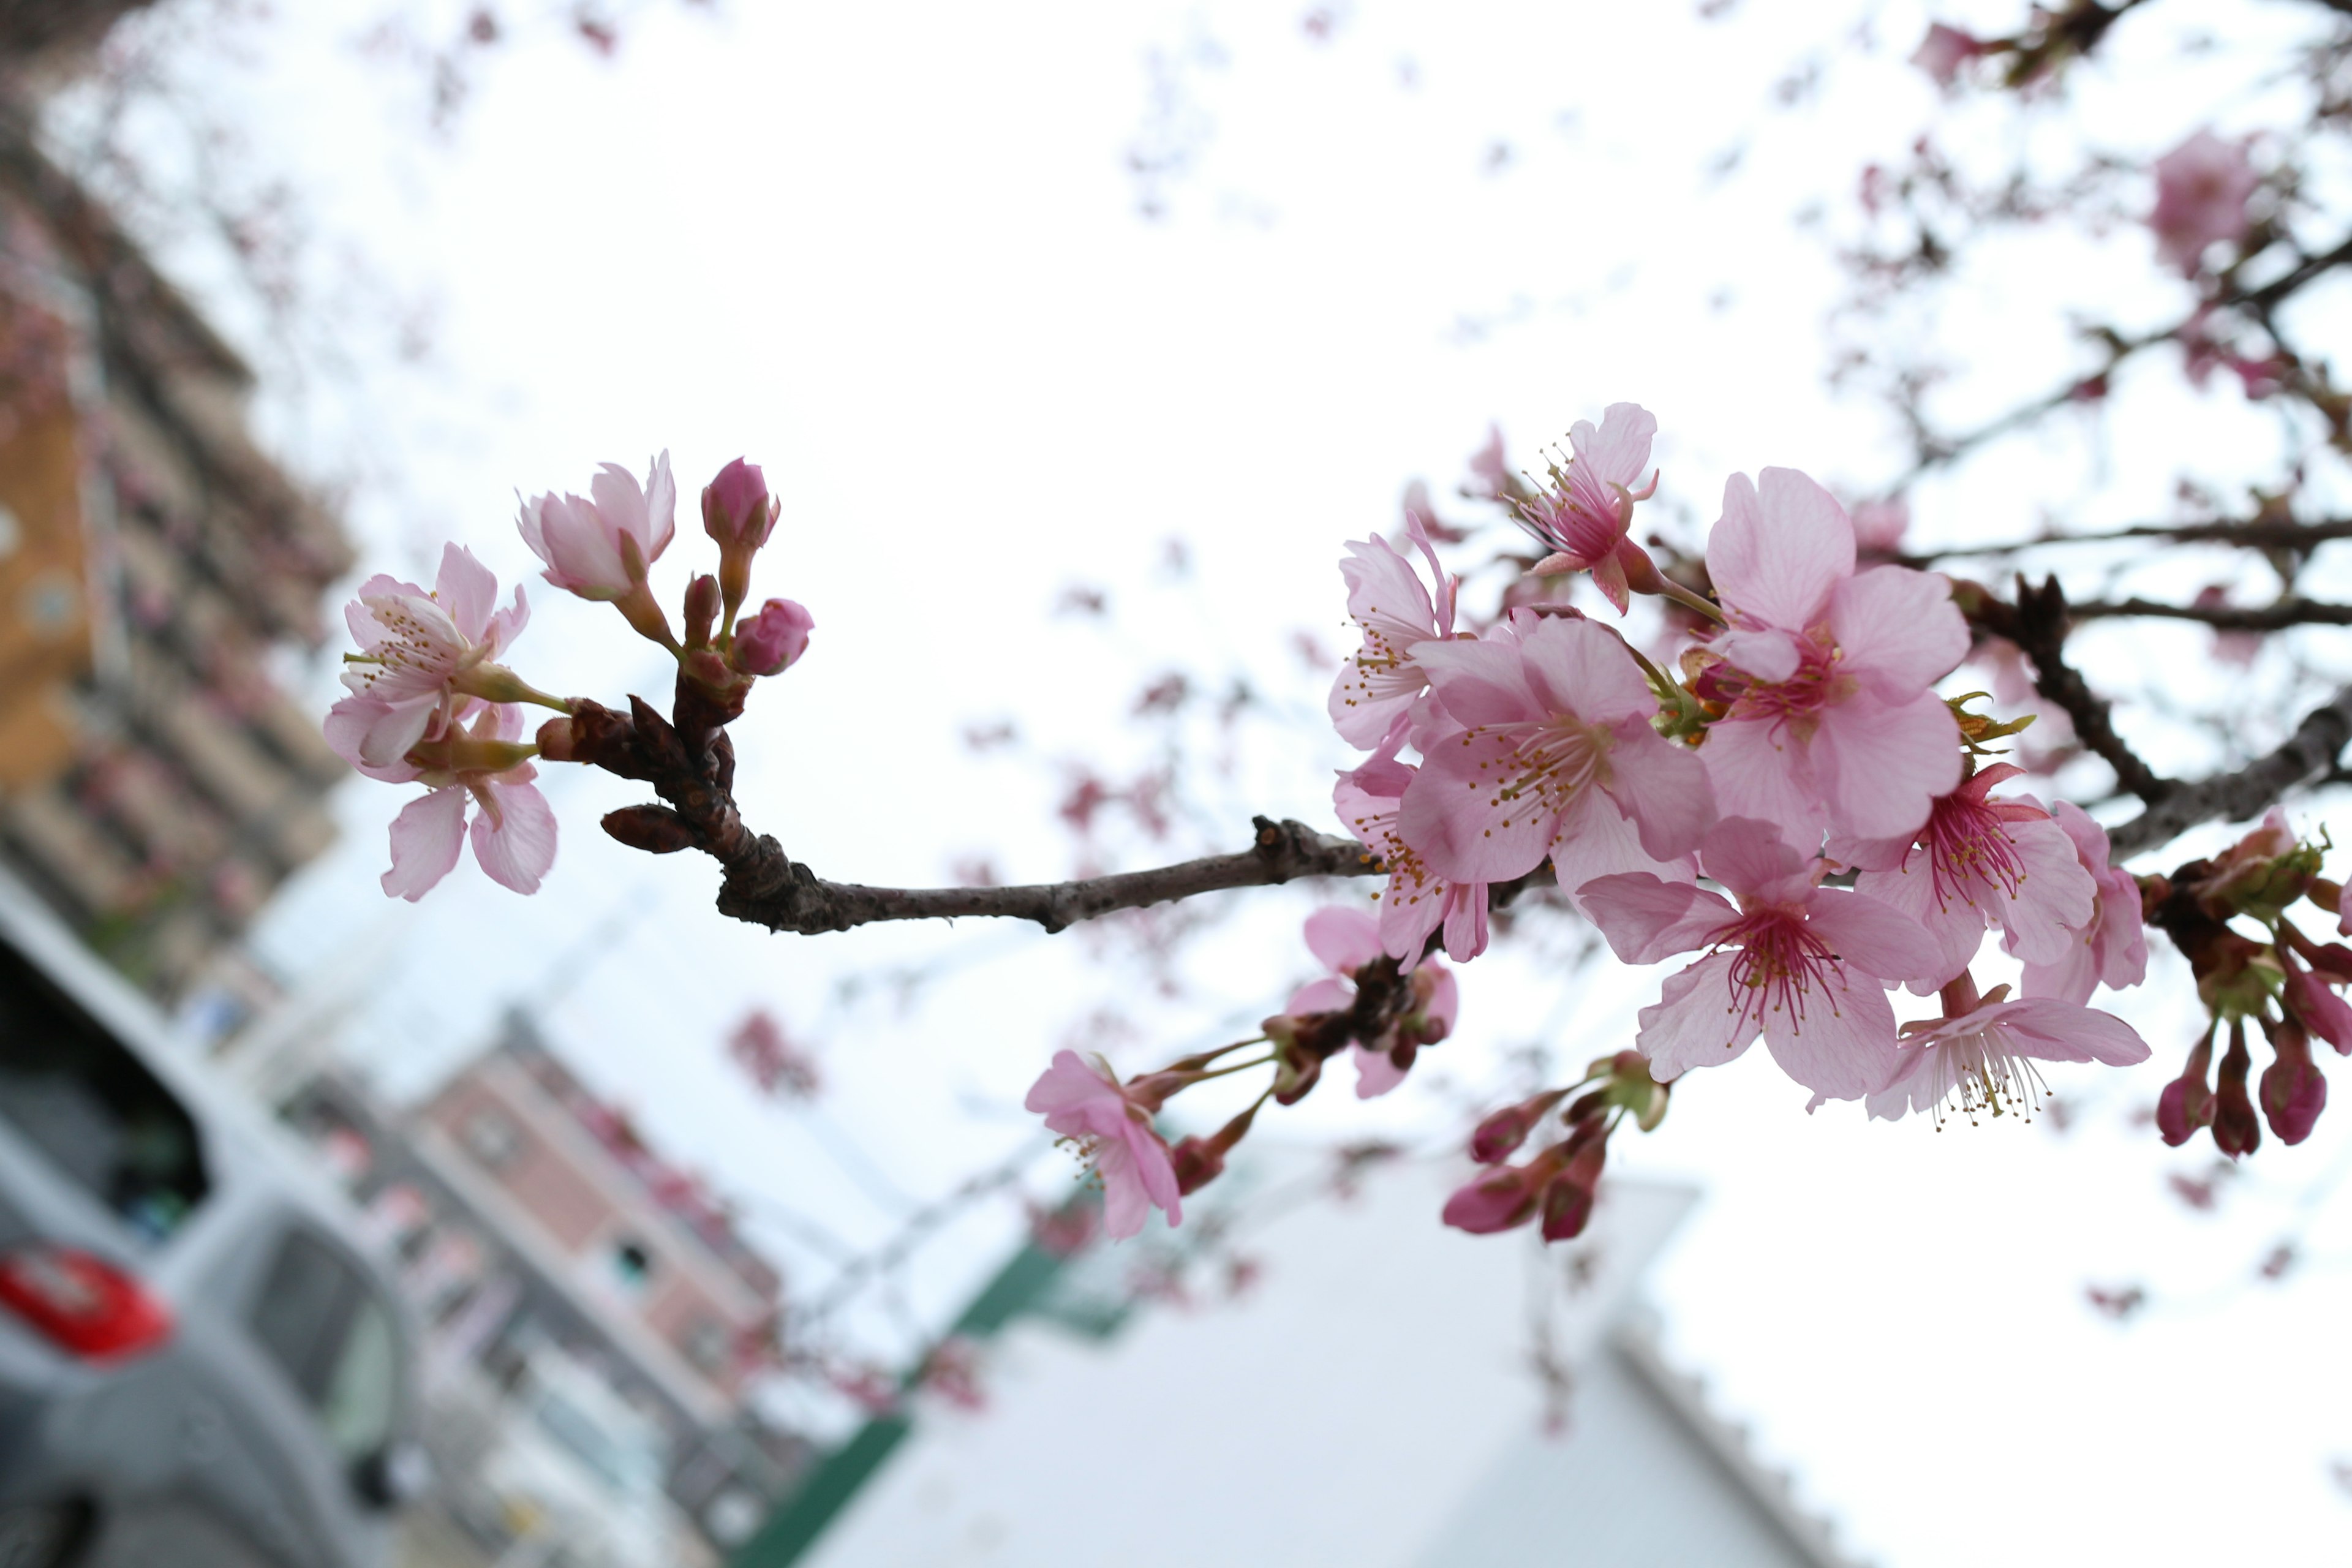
<box><xmin>1758</xmin><ymin>967</ymin><xmax>1901</xmax><ymax>1102</ymax></box>
<box><xmin>1437</xmin><ymin>881</ymin><xmax>1490</xmax><ymax>965</ymax></box>
<box><xmin>1423</xmin><ymin>963</ymin><xmax>1460</xmax><ymax>1030</ymax></box>
<box><xmin>1398</xmin><ymin>728</ymin><xmax>1559</xmax><ymax>884</ymax></box>
<box><xmin>641</xmin><ymin>450</ymin><xmax>678</xmax><ymax>562</ymax></box>
<box><xmin>1635</xmin><ymin>952</ymin><xmax>1755</xmax><ymax>1080</ymax></box>
<box><xmin>470</xmin><ymin>777</ymin><xmax>559</xmax><ymax>894</ymax></box>
<box><xmin>1983</xmin><ymin>998</ymin><xmax>2150</xmax><ymax>1066</ymax></box>
<box><xmin>1809</xmin><ymin>690</ymin><xmax>1961</xmax><ymax>841</ymax></box>
<box><xmin>1288</xmin><ymin>977</ymin><xmax>1355</xmax><ymax>1014</ymax></box>
<box><xmin>435</xmin><ymin>543</ymin><xmax>499</xmax><ymax>642</ymax></box>
<box><xmin>1515</xmin><ymin>614</ymin><xmax>1654</xmax><ymax>726</ymax></box>
<box><xmin>1094</xmin><ymin>1139</ymin><xmax>1151</xmax><ymax>1239</ymax></box>
<box><xmin>1123</xmin><ymin>1122</ymin><xmax>1182</xmax><ymax>1227</ymax></box>
<box><xmin>1351</xmin><ymin>1045</ymin><xmax>1408</xmax><ymax>1099</ymax></box>
<box><xmin>356</xmin><ymin>693</ymin><xmax>440</xmax><ymax>771</ymax></box>
<box><xmin>1024</xmin><ymin>1050</ymin><xmax>1121</xmax><ymax>1115</ymax></box>
<box><xmin>1411</xmin><ymin>638</ymin><xmax>1540</xmax><ymax>730</ymax></box>
<box><xmin>1572</xmin><ymin>403</ymin><xmax>1657</xmax><ymax>489</ymax></box>
<box><xmin>1712</xmin><ymin>626</ymin><xmax>1804</xmax><ymax>684</ymax></box>
<box><xmin>1699</xmin><ymin>716</ymin><xmax>1830</xmax><ymax>851</ymax></box>
<box><xmin>1599</xmin><ymin>719</ymin><xmax>1716</xmax><ymax>864</ymax></box>
<box><xmin>1830</xmin><ymin>565</ymin><xmax>1969</xmax><ymax>696</ymax></box>
<box><xmin>1551</xmin><ymin>784</ymin><xmax>1698</xmax><ymax>918</ymax></box>
<box><xmin>1706</xmin><ymin>469</ymin><xmax>1855</xmax><ymax>632</ymax></box>
<box><xmin>1851</xmin><ymin>859</ymin><xmax>1985</xmax><ymax>992</ymax></box>
<box><xmin>1579</xmin><ymin>873</ymin><xmax>1737</xmax><ymax>965</ymax></box>
<box><xmin>1303</xmin><ymin>906</ymin><xmax>1385</xmax><ymax>974</ymax></box>
<box><xmin>382</xmin><ymin>786</ymin><xmax>469</xmax><ymax>902</ymax></box>
<box><xmin>1989</xmin><ymin>814</ymin><xmax>2100</xmax><ymax>967</ymax></box>
<box><xmin>1695</xmin><ymin>816</ymin><xmax>1811</xmax><ymax>902</ymax></box>
<box><xmin>1803</xmin><ymin>887</ymin><xmax>1945</xmax><ymax>989</ymax></box>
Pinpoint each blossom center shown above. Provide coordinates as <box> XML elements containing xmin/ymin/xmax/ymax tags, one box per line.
<box><xmin>1464</xmin><ymin>717</ymin><xmax>1608</xmax><ymax>834</ymax></box>
<box><xmin>1711</xmin><ymin>908</ymin><xmax>1841</xmax><ymax>1044</ymax></box>
<box><xmin>1912</xmin><ymin>792</ymin><xmax>2029</xmax><ymax>911</ymax></box>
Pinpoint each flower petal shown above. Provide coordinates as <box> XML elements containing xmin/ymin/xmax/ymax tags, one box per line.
<box><xmin>382</xmin><ymin>787</ymin><xmax>469</xmax><ymax>902</ymax></box>
<box><xmin>1303</xmin><ymin>905</ymin><xmax>1385</xmax><ymax>974</ymax></box>
<box><xmin>1706</xmin><ymin>468</ymin><xmax>1855</xmax><ymax>631</ymax></box>
<box><xmin>470</xmin><ymin>777</ymin><xmax>558</xmax><ymax>895</ymax></box>
<box><xmin>1829</xmin><ymin>565</ymin><xmax>1969</xmax><ymax>695</ymax></box>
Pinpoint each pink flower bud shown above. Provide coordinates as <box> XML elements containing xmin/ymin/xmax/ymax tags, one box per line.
<box><xmin>701</xmin><ymin>458</ymin><xmax>778</xmax><ymax>549</ymax></box>
<box><xmin>1468</xmin><ymin>1089</ymin><xmax>1567</xmax><ymax>1166</ymax></box>
<box><xmin>729</xmin><ymin>597</ymin><xmax>814</xmax><ymax>677</ymax></box>
<box><xmin>1170</xmin><ymin>1136</ymin><xmax>1225</xmax><ymax>1196</ymax></box>
<box><xmin>1538</xmin><ymin>1136</ymin><xmax>1607</xmax><ymax>1244</ymax></box>
<box><xmin>684</xmin><ymin>573</ymin><xmax>721</xmax><ymax>649</ymax></box>
<box><xmin>2213</xmin><ymin>1025</ymin><xmax>2261</xmax><ymax>1159</ymax></box>
<box><xmin>2259</xmin><ymin>1019</ymin><xmax>2328</xmax><ymax>1146</ymax></box>
<box><xmin>1440</xmin><ymin>1164</ymin><xmax>1540</xmax><ymax>1235</ymax></box>
<box><xmin>2157</xmin><ymin>1036</ymin><xmax>2216</xmax><ymax>1147</ymax></box>
<box><xmin>2283</xmin><ymin>960</ymin><xmax>2352</xmax><ymax>1055</ymax></box>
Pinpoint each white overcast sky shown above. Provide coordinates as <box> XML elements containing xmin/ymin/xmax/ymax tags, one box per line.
<box><xmin>64</xmin><ymin>0</ymin><xmax>2352</xmax><ymax>1561</ymax></box>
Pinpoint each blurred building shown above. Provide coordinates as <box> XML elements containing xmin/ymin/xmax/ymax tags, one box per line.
<box><xmin>281</xmin><ymin>1012</ymin><xmax>805</xmax><ymax>1560</ymax></box>
<box><xmin>0</xmin><ymin>98</ymin><xmax>352</xmax><ymax>998</ymax></box>
<box><xmin>744</xmin><ymin>1159</ymin><xmax>1863</xmax><ymax>1568</ymax></box>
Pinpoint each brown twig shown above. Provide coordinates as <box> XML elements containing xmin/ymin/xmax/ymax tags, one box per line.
<box><xmin>1893</xmin><ymin>516</ymin><xmax>2352</xmax><ymax>567</ymax></box>
<box><xmin>1961</xmin><ymin>575</ymin><xmax>2173</xmax><ymax>801</ymax></box>
<box><xmin>2064</xmin><ymin>597</ymin><xmax>2352</xmax><ymax>631</ymax></box>
<box><xmin>2108</xmin><ymin>685</ymin><xmax>2352</xmax><ymax>858</ymax></box>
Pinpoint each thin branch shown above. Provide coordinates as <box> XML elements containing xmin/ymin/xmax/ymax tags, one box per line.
<box><xmin>2065</xmin><ymin>597</ymin><xmax>2352</xmax><ymax>630</ymax></box>
<box><xmin>2108</xmin><ymin>685</ymin><xmax>2352</xmax><ymax>859</ymax></box>
<box><xmin>556</xmin><ymin>690</ymin><xmax>1382</xmax><ymax>936</ymax></box>
<box><xmin>1962</xmin><ymin>576</ymin><xmax>2173</xmax><ymax>801</ymax></box>
<box><xmin>1894</xmin><ymin>516</ymin><xmax>2352</xmax><ymax>566</ymax></box>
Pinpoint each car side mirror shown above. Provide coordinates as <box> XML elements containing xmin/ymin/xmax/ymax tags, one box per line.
<box><xmin>350</xmin><ymin>1440</ymin><xmax>431</xmax><ymax>1510</ymax></box>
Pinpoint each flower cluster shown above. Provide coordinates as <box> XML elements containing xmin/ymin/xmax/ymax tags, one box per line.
<box><xmin>325</xmin><ymin>454</ymin><xmax>814</xmax><ymax>899</ymax></box>
<box><xmin>2145</xmin><ymin>812</ymin><xmax>2352</xmax><ymax>1154</ymax></box>
<box><xmin>1311</xmin><ymin>405</ymin><xmax>2165</xmax><ymax>1235</ymax></box>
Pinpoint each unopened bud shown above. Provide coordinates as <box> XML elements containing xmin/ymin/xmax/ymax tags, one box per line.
<box><xmin>2259</xmin><ymin>1017</ymin><xmax>2328</xmax><ymax>1145</ymax></box>
<box><xmin>703</xmin><ymin>458</ymin><xmax>780</xmax><ymax>619</ymax></box>
<box><xmin>729</xmin><ymin>597</ymin><xmax>815</xmax><ymax>677</ymax></box>
<box><xmin>684</xmin><ymin>573</ymin><xmax>721</xmax><ymax>649</ymax></box>
<box><xmin>2214</xmin><ymin>1022</ymin><xmax>2261</xmax><ymax>1159</ymax></box>
<box><xmin>1538</xmin><ymin>1133</ymin><xmax>1608</xmax><ymax>1244</ymax></box>
<box><xmin>602</xmin><ymin>804</ymin><xmax>695</xmax><ymax>855</ymax></box>
<box><xmin>2310</xmin><ymin>877</ymin><xmax>2343</xmax><ymax>915</ymax></box>
<box><xmin>1469</xmin><ymin>1089</ymin><xmax>1567</xmax><ymax>1165</ymax></box>
<box><xmin>1440</xmin><ymin>1163</ymin><xmax>1540</xmax><ymax>1235</ymax></box>
<box><xmin>535</xmin><ymin>714</ymin><xmax>579</xmax><ymax>762</ymax></box>
<box><xmin>1169</xmin><ymin>1135</ymin><xmax>1225</xmax><ymax>1196</ymax></box>
<box><xmin>2282</xmin><ymin>958</ymin><xmax>2352</xmax><ymax>1055</ymax></box>
<box><xmin>2156</xmin><ymin>1035</ymin><xmax>2216</xmax><ymax>1148</ymax></box>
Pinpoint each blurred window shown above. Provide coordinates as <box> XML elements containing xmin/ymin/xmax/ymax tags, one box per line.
<box><xmin>680</xmin><ymin>1316</ymin><xmax>729</xmax><ymax>1374</ymax></box>
<box><xmin>249</xmin><ymin>1227</ymin><xmax>401</xmax><ymax>1458</ymax></box>
<box><xmin>609</xmin><ymin>1237</ymin><xmax>656</xmax><ymax>1293</ymax></box>
<box><xmin>0</xmin><ymin>938</ymin><xmax>208</xmax><ymax>1240</ymax></box>
<box><xmin>461</xmin><ymin>1108</ymin><xmax>522</xmax><ymax>1169</ymax></box>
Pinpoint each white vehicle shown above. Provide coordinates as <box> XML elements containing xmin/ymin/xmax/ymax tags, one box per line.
<box><xmin>473</xmin><ymin>1344</ymin><xmax>682</xmax><ymax>1568</ymax></box>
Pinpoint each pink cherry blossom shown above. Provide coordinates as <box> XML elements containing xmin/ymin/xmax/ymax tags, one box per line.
<box><xmin>1910</xmin><ymin>23</ymin><xmax>1986</xmax><ymax>88</ymax></box>
<box><xmin>327</xmin><ymin>544</ymin><xmax>530</xmax><ymax>774</ymax></box>
<box><xmin>377</xmin><ymin>703</ymin><xmax>558</xmax><ymax>900</ymax></box>
<box><xmin>701</xmin><ymin>457</ymin><xmax>778</xmax><ymax>549</ymax></box>
<box><xmin>1284</xmin><ymin>906</ymin><xmax>1459</xmax><ymax>1099</ymax></box>
<box><xmin>1333</xmin><ymin>720</ymin><xmax>1491</xmax><ymax>965</ymax></box>
<box><xmin>1836</xmin><ymin>763</ymin><xmax>2096</xmax><ymax>994</ymax></box>
<box><xmin>1329</xmin><ymin>519</ymin><xmax>1458</xmax><ymax>748</ymax></box>
<box><xmin>1697</xmin><ymin>468</ymin><xmax>1968</xmax><ymax>846</ymax></box>
<box><xmin>1398</xmin><ymin>612</ymin><xmax>1715</xmax><ymax>902</ymax></box>
<box><xmin>1023</xmin><ymin>1050</ymin><xmax>1183</xmax><ymax>1239</ymax></box>
<box><xmin>1580</xmin><ymin>817</ymin><xmax>1942</xmax><ymax>1103</ymax></box>
<box><xmin>1510</xmin><ymin>402</ymin><xmax>1662</xmax><ymax>614</ymax></box>
<box><xmin>2152</xmin><ymin>130</ymin><xmax>2258</xmax><ymax>277</ymax></box>
<box><xmin>2283</xmin><ymin>954</ymin><xmax>2352</xmax><ymax>1054</ymax></box>
<box><xmin>2018</xmin><ymin>802</ymin><xmax>2149</xmax><ymax>1003</ymax></box>
<box><xmin>517</xmin><ymin>451</ymin><xmax>677</xmax><ymax>600</ymax></box>
<box><xmin>1865</xmin><ymin>985</ymin><xmax>2150</xmax><ymax>1125</ymax></box>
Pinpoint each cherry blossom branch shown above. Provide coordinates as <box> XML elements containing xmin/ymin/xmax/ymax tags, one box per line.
<box><xmin>2064</xmin><ymin>597</ymin><xmax>2352</xmax><ymax>630</ymax></box>
<box><xmin>556</xmin><ymin>692</ymin><xmax>1383</xmax><ymax>934</ymax></box>
<box><xmin>1894</xmin><ymin>515</ymin><xmax>2352</xmax><ymax>565</ymax></box>
<box><xmin>2108</xmin><ymin>684</ymin><xmax>2352</xmax><ymax>858</ymax></box>
<box><xmin>1960</xmin><ymin>576</ymin><xmax>2173</xmax><ymax>802</ymax></box>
